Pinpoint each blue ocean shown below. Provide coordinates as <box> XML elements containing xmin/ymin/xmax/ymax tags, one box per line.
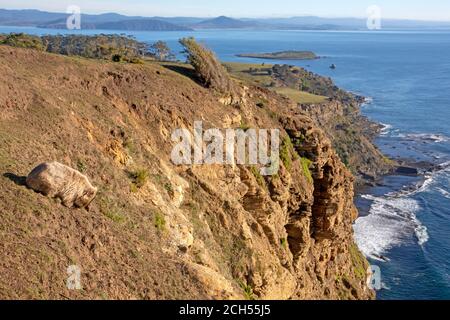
<box><xmin>2</xmin><ymin>26</ymin><xmax>450</xmax><ymax>300</ymax></box>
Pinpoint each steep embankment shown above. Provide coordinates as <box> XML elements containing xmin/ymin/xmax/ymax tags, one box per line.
<box><xmin>0</xmin><ymin>46</ymin><xmax>373</xmax><ymax>299</ymax></box>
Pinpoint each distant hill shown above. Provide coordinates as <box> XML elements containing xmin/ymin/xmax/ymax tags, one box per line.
<box><xmin>1</xmin><ymin>9</ymin><xmax>450</xmax><ymax>31</ymax></box>
<box><xmin>193</xmin><ymin>16</ymin><xmax>262</xmax><ymax>29</ymax></box>
<box><xmin>38</xmin><ymin>18</ymin><xmax>193</xmax><ymax>31</ymax></box>
<box><xmin>256</xmin><ymin>16</ymin><xmax>450</xmax><ymax>30</ymax></box>
<box><xmin>1</xmin><ymin>9</ymin><xmax>192</xmax><ymax>31</ymax></box>
<box><xmin>0</xmin><ymin>9</ymin><xmax>66</xmax><ymax>26</ymax></box>
<box><xmin>95</xmin><ymin>19</ymin><xmax>193</xmax><ymax>31</ymax></box>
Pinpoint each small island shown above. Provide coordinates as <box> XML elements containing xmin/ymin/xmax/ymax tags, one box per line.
<box><xmin>236</xmin><ymin>50</ymin><xmax>319</xmax><ymax>60</ymax></box>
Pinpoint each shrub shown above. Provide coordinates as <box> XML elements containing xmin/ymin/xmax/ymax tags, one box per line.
<box><xmin>112</xmin><ymin>54</ymin><xmax>123</xmax><ymax>62</ymax></box>
<box><xmin>76</xmin><ymin>160</ymin><xmax>87</xmax><ymax>173</ymax></box>
<box><xmin>179</xmin><ymin>37</ymin><xmax>235</xmax><ymax>93</ymax></box>
<box><xmin>238</xmin><ymin>280</ymin><xmax>255</xmax><ymax>300</ymax></box>
<box><xmin>164</xmin><ymin>182</ymin><xmax>174</xmax><ymax>196</ymax></box>
<box><xmin>0</xmin><ymin>33</ymin><xmax>45</xmax><ymax>50</ymax></box>
<box><xmin>129</xmin><ymin>168</ymin><xmax>149</xmax><ymax>188</ymax></box>
<box><xmin>154</xmin><ymin>212</ymin><xmax>166</xmax><ymax>232</ymax></box>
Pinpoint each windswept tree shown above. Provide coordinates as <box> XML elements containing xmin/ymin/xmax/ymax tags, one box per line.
<box><xmin>179</xmin><ymin>37</ymin><xmax>235</xmax><ymax>93</ymax></box>
<box><xmin>149</xmin><ymin>41</ymin><xmax>175</xmax><ymax>61</ymax></box>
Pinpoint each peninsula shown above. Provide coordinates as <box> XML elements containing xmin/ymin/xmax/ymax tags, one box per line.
<box><xmin>237</xmin><ymin>50</ymin><xmax>319</xmax><ymax>60</ymax></box>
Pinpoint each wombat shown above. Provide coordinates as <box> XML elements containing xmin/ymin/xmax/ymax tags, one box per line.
<box><xmin>26</xmin><ymin>161</ymin><xmax>97</xmax><ymax>209</ymax></box>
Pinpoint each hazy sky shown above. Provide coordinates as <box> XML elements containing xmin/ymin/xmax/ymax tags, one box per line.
<box><xmin>1</xmin><ymin>0</ymin><xmax>450</xmax><ymax>21</ymax></box>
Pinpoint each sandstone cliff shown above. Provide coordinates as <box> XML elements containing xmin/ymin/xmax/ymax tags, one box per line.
<box><xmin>0</xmin><ymin>46</ymin><xmax>373</xmax><ymax>299</ymax></box>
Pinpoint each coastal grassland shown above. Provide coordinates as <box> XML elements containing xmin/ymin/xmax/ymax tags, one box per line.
<box><xmin>274</xmin><ymin>87</ymin><xmax>328</xmax><ymax>104</ymax></box>
<box><xmin>225</xmin><ymin>62</ymin><xmax>328</xmax><ymax>104</ymax></box>
<box><xmin>224</xmin><ymin>62</ymin><xmax>274</xmax><ymax>86</ymax></box>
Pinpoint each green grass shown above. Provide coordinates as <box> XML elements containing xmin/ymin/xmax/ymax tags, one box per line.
<box><xmin>280</xmin><ymin>238</ymin><xmax>288</xmax><ymax>249</ymax></box>
<box><xmin>98</xmin><ymin>195</ymin><xmax>126</xmax><ymax>223</ymax></box>
<box><xmin>154</xmin><ymin>212</ymin><xmax>166</xmax><ymax>232</ymax></box>
<box><xmin>300</xmin><ymin>157</ymin><xmax>313</xmax><ymax>184</ymax></box>
<box><xmin>250</xmin><ymin>166</ymin><xmax>265</xmax><ymax>188</ymax></box>
<box><xmin>273</xmin><ymin>87</ymin><xmax>327</xmax><ymax>104</ymax></box>
<box><xmin>224</xmin><ymin>62</ymin><xmax>274</xmax><ymax>86</ymax></box>
<box><xmin>349</xmin><ymin>244</ymin><xmax>367</xmax><ymax>280</ymax></box>
<box><xmin>238</xmin><ymin>280</ymin><xmax>256</xmax><ymax>300</ymax></box>
<box><xmin>280</xmin><ymin>136</ymin><xmax>294</xmax><ymax>170</ymax></box>
<box><xmin>104</xmin><ymin>210</ymin><xmax>126</xmax><ymax>223</ymax></box>
<box><xmin>224</xmin><ymin>62</ymin><xmax>328</xmax><ymax>103</ymax></box>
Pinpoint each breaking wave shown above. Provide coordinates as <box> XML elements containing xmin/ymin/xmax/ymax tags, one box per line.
<box><xmin>354</xmin><ymin>160</ymin><xmax>450</xmax><ymax>260</ymax></box>
<box><xmin>354</xmin><ymin>195</ymin><xmax>426</xmax><ymax>259</ymax></box>
<box><xmin>380</xmin><ymin>123</ymin><xmax>393</xmax><ymax>136</ymax></box>
<box><xmin>395</xmin><ymin>133</ymin><xmax>449</xmax><ymax>143</ymax></box>
<box><xmin>361</xmin><ymin>97</ymin><xmax>374</xmax><ymax>107</ymax></box>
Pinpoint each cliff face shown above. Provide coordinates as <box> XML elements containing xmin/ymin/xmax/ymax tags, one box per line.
<box><xmin>299</xmin><ymin>100</ymin><xmax>391</xmax><ymax>184</ymax></box>
<box><xmin>0</xmin><ymin>46</ymin><xmax>373</xmax><ymax>299</ymax></box>
<box><xmin>271</xmin><ymin>64</ymin><xmax>392</xmax><ymax>184</ymax></box>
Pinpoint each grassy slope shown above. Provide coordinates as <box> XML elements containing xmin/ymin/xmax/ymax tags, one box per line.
<box><xmin>273</xmin><ymin>87</ymin><xmax>327</xmax><ymax>104</ymax></box>
<box><xmin>0</xmin><ymin>46</ymin><xmax>221</xmax><ymax>299</ymax></box>
<box><xmin>224</xmin><ymin>62</ymin><xmax>327</xmax><ymax>104</ymax></box>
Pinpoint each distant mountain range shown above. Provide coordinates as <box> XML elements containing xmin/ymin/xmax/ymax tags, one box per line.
<box><xmin>0</xmin><ymin>9</ymin><xmax>193</xmax><ymax>31</ymax></box>
<box><xmin>37</xmin><ymin>18</ymin><xmax>193</xmax><ymax>31</ymax></box>
<box><xmin>192</xmin><ymin>16</ymin><xmax>262</xmax><ymax>29</ymax></box>
<box><xmin>1</xmin><ymin>9</ymin><xmax>450</xmax><ymax>31</ymax></box>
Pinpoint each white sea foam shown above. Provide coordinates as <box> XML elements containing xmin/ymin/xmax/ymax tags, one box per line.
<box><xmin>354</xmin><ymin>195</ymin><xmax>425</xmax><ymax>259</ymax></box>
<box><xmin>355</xmin><ymin>160</ymin><xmax>450</xmax><ymax>259</ymax></box>
<box><xmin>379</xmin><ymin>123</ymin><xmax>393</xmax><ymax>136</ymax></box>
<box><xmin>361</xmin><ymin>97</ymin><xmax>374</xmax><ymax>107</ymax></box>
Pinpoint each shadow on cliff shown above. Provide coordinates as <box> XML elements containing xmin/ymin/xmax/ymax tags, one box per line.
<box><xmin>160</xmin><ymin>63</ymin><xmax>202</xmax><ymax>85</ymax></box>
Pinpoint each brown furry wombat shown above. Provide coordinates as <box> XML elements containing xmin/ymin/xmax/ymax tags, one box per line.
<box><xmin>26</xmin><ymin>162</ymin><xmax>97</xmax><ymax>209</ymax></box>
